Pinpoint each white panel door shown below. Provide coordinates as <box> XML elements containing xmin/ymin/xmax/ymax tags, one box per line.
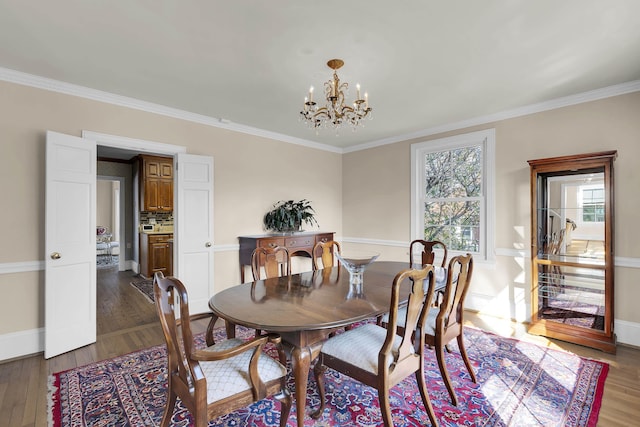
<box><xmin>175</xmin><ymin>154</ymin><xmax>214</xmax><ymax>314</ymax></box>
<box><xmin>45</xmin><ymin>131</ymin><xmax>96</xmax><ymax>358</ymax></box>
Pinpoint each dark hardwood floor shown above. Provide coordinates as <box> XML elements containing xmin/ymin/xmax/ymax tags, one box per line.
<box><xmin>0</xmin><ymin>265</ymin><xmax>638</xmax><ymax>426</ymax></box>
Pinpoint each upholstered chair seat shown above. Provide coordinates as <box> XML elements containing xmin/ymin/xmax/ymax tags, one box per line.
<box><xmin>319</xmin><ymin>324</ymin><xmax>407</xmax><ymax>374</ymax></box>
<box><xmin>199</xmin><ymin>338</ymin><xmax>288</xmax><ymax>404</ymax></box>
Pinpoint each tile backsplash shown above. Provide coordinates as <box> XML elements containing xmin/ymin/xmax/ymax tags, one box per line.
<box><xmin>140</xmin><ymin>211</ymin><xmax>173</xmax><ymax>225</ymax></box>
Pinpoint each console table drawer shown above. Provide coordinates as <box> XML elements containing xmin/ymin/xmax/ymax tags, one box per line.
<box><xmin>285</xmin><ymin>236</ymin><xmax>315</xmax><ymax>249</ymax></box>
<box><xmin>315</xmin><ymin>233</ymin><xmax>334</xmax><ymax>245</ymax></box>
<box><xmin>256</xmin><ymin>237</ymin><xmax>284</xmax><ymax>249</ymax></box>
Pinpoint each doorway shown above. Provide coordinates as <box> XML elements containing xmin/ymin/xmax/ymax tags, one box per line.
<box><xmin>96</xmin><ymin>153</ymin><xmax>159</xmax><ymax>335</ymax></box>
<box><xmin>45</xmin><ymin>130</ymin><xmax>214</xmax><ymax>357</ymax></box>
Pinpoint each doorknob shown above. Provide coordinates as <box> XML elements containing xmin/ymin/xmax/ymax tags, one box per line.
<box><xmin>50</xmin><ymin>252</ymin><xmax>61</xmax><ymax>260</ymax></box>
<box><xmin>205</xmin><ymin>242</ymin><xmax>212</xmax><ymax>247</ymax></box>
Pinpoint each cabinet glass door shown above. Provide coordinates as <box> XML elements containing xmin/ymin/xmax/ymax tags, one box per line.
<box><xmin>535</xmin><ymin>171</ymin><xmax>606</xmax><ymax>328</ymax></box>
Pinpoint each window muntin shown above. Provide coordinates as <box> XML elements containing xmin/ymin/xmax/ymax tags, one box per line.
<box><xmin>581</xmin><ymin>187</ymin><xmax>605</xmax><ymax>222</ymax></box>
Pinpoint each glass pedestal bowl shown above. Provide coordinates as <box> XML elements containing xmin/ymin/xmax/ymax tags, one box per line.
<box><xmin>335</xmin><ymin>250</ymin><xmax>380</xmax><ymax>287</ymax></box>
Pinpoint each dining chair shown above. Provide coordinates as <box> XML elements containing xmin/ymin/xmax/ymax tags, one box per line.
<box><xmin>313</xmin><ymin>266</ymin><xmax>440</xmax><ymax>427</ymax></box>
<box><xmin>409</xmin><ymin>239</ymin><xmax>448</xmax><ymax>268</ymax></box>
<box><xmin>153</xmin><ymin>272</ymin><xmax>291</xmax><ymax>427</ymax></box>
<box><xmin>251</xmin><ymin>246</ymin><xmax>291</xmax><ymax>280</ymax></box>
<box><xmin>312</xmin><ymin>240</ymin><xmax>341</xmax><ymax>270</ymax></box>
<box><xmin>391</xmin><ymin>253</ymin><xmax>476</xmax><ymax>406</ymax></box>
<box><xmin>251</xmin><ymin>246</ymin><xmax>291</xmax><ymax>336</ymax></box>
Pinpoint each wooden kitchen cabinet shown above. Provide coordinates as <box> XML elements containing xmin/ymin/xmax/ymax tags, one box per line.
<box><xmin>238</xmin><ymin>232</ymin><xmax>334</xmax><ymax>282</ymax></box>
<box><xmin>139</xmin><ymin>155</ymin><xmax>173</xmax><ymax>212</ymax></box>
<box><xmin>140</xmin><ymin>233</ymin><xmax>173</xmax><ymax>278</ymax></box>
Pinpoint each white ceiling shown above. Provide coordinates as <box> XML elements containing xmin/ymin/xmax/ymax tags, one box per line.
<box><xmin>1</xmin><ymin>1</ymin><xmax>640</xmax><ymax>151</ymax></box>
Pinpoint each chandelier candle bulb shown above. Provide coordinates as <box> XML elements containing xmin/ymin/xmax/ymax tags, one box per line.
<box><xmin>357</xmin><ymin>83</ymin><xmax>361</xmax><ymax>99</ymax></box>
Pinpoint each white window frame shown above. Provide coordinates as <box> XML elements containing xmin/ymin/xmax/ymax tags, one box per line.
<box><xmin>580</xmin><ymin>185</ymin><xmax>605</xmax><ymax>223</ymax></box>
<box><xmin>411</xmin><ymin>129</ymin><xmax>495</xmax><ymax>262</ymax></box>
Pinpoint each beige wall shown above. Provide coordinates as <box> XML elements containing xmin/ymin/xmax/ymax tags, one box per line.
<box><xmin>343</xmin><ymin>92</ymin><xmax>640</xmax><ymax>329</ymax></box>
<box><xmin>1</xmin><ymin>78</ymin><xmax>638</xmax><ymax>351</ymax></box>
<box><xmin>96</xmin><ymin>180</ymin><xmax>113</xmax><ymax>232</ymax></box>
<box><xmin>0</xmin><ymin>80</ymin><xmax>342</xmax><ymax>335</ymax></box>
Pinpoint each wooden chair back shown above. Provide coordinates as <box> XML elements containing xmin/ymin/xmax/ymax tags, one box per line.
<box><xmin>382</xmin><ymin>266</ymin><xmax>438</xmax><ymax>370</ymax></box>
<box><xmin>312</xmin><ymin>240</ymin><xmax>341</xmax><ymax>270</ymax></box>
<box><xmin>409</xmin><ymin>239</ymin><xmax>448</xmax><ymax>268</ymax></box>
<box><xmin>251</xmin><ymin>246</ymin><xmax>291</xmax><ymax>280</ymax></box>
<box><xmin>438</xmin><ymin>253</ymin><xmax>473</xmax><ymax>333</ymax></box>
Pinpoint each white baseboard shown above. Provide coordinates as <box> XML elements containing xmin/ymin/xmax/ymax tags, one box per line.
<box><xmin>0</xmin><ymin>327</ymin><xmax>43</xmax><ymax>361</ymax></box>
<box><xmin>466</xmin><ymin>291</ymin><xmax>640</xmax><ymax>348</ymax></box>
<box><xmin>615</xmin><ymin>319</ymin><xmax>640</xmax><ymax>348</ymax></box>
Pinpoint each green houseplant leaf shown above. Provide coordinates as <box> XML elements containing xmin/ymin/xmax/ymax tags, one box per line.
<box><xmin>263</xmin><ymin>199</ymin><xmax>318</xmax><ymax>233</ymax></box>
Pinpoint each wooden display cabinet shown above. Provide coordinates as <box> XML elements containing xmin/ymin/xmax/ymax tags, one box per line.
<box><xmin>139</xmin><ymin>155</ymin><xmax>173</xmax><ymax>212</ymax></box>
<box><xmin>528</xmin><ymin>151</ymin><xmax>616</xmax><ymax>353</ymax></box>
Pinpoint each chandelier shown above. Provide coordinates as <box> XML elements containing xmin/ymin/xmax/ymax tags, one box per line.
<box><xmin>300</xmin><ymin>59</ymin><xmax>372</xmax><ymax>131</ymax></box>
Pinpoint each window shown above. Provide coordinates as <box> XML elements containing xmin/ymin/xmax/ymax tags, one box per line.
<box><xmin>581</xmin><ymin>187</ymin><xmax>605</xmax><ymax>222</ymax></box>
<box><xmin>411</xmin><ymin>129</ymin><xmax>495</xmax><ymax>261</ymax></box>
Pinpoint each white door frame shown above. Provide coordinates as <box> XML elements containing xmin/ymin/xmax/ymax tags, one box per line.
<box><xmin>83</xmin><ymin>131</ymin><xmax>187</xmax><ymax>265</ymax></box>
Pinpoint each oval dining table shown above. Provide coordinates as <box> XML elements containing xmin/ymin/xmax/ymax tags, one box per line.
<box><xmin>209</xmin><ymin>261</ymin><xmax>436</xmax><ymax>426</ymax></box>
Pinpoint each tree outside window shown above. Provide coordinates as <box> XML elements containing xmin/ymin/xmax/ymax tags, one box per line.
<box><xmin>423</xmin><ymin>145</ymin><xmax>482</xmax><ymax>251</ymax></box>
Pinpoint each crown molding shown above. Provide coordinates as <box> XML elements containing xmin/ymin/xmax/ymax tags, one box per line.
<box><xmin>1</xmin><ymin>66</ymin><xmax>637</xmax><ymax>155</ymax></box>
<box><xmin>0</xmin><ymin>67</ymin><xmax>341</xmax><ymax>154</ymax></box>
<box><xmin>344</xmin><ymin>79</ymin><xmax>640</xmax><ymax>153</ymax></box>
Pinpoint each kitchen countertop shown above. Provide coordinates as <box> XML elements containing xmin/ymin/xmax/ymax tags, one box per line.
<box><xmin>140</xmin><ymin>230</ymin><xmax>174</xmax><ymax>235</ymax></box>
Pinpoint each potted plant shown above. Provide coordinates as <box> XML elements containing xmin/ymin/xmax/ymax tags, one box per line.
<box><xmin>263</xmin><ymin>199</ymin><xmax>318</xmax><ymax>234</ymax></box>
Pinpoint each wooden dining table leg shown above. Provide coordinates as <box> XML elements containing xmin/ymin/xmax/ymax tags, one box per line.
<box><xmin>290</xmin><ymin>342</ymin><xmax>324</xmax><ymax>426</ymax></box>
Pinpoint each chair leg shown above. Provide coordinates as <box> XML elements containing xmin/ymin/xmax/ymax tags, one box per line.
<box><xmin>160</xmin><ymin>388</ymin><xmax>177</xmax><ymax>427</ymax></box>
<box><xmin>415</xmin><ymin>368</ymin><xmax>439</xmax><ymax>427</ymax></box>
<box><xmin>378</xmin><ymin>386</ymin><xmax>393</xmax><ymax>427</ymax></box>
<box><xmin>194</xmin><ymin>407</ymin><xmax>208</xmax><ymax>427</ymax></box>
<box><xmin>225</xmin><ymin>320</ymin><xmax>236</xmax><ymax>339</ymax></box>
<box><xmin>457</xmin><ymin>334</ymin><xmax>477</xmax><ymax>383</ymax></box>
<box><xmin>311</xmin><ymin>356</ymin><xmax>327</xmax><ymax>419</ymax></box>
<box><xmin>276</xmin><ymin>389</ymin><xmax>292</xmax><ymax>427</ymax></box>
<box><xmin>435</xmin><ymin>339</ymin><xmax>458</xmax><ymax>406</ymax></box>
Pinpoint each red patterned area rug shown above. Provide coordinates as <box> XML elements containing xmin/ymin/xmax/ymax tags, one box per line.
<box><xmin>48</xmin><ymin>325</ymin><xmax>608</xmax><ymax>427</ymax></box>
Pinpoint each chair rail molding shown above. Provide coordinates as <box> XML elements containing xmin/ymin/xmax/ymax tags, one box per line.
<box><xmin>0</xmin><ymin>261</ymin><xmax>44</xmax><ymax>274</ymax></box>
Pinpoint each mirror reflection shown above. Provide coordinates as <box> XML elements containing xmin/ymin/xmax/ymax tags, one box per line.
<box><xmin>537</xmin><ymin>170</ymin><xmax>605</xmax><ymax>331</ymax></box>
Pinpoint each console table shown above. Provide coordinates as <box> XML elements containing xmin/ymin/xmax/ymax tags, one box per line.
<box><xmin>238</xmin><ymin>232</ymin><xmax>334</xmax><ymax>282</ymax></box>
